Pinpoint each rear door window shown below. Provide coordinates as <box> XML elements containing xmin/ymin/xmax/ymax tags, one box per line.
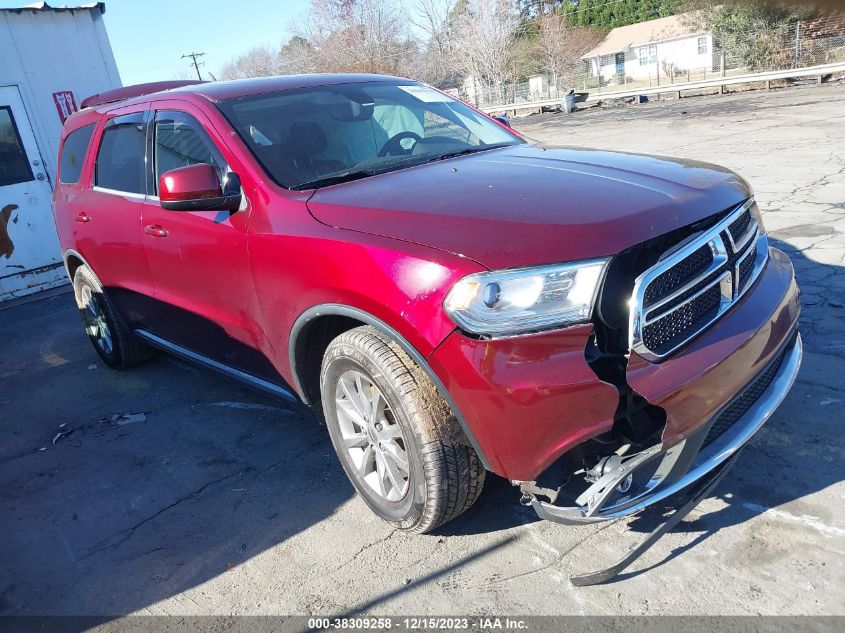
<box><xmin>59</xmin><ymin>123</ymin><xmax>95</xmax><ymax>184</ymax></box>
<box><xmin>94</xmin><ymin>112</ymin><xmax>147</xmax><ymax>194</ymax></box>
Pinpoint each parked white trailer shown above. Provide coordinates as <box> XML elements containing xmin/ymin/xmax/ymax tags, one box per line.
<box><xmin>0</xmin><ymin>2</ymin><xmax>120</xmax><ymax>300</ymax></box>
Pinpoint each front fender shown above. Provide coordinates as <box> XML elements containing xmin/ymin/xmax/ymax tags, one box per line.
<box><xmin>287</xmin><ymin>302</ymin><xmax>492</xmax><ymax>471</ymax></box>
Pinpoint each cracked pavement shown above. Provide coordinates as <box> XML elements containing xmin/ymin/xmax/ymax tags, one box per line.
<box><xmin>1</xmin><ymin>83</ymin><xmax>843</xmax><ymax>616</ymax></box>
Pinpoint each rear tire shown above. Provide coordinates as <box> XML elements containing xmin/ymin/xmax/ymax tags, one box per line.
<box><xmin>320</xmin><ymin>326</ymin><xmax>485</xmax><ymax>533</ymax></box>
<box><xmin>72</xmin><ymin>265</ymin><xmax>153</xmax><ymax>369</ymax></box>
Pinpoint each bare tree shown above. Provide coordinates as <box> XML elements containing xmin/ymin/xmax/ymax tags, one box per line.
<box><xmin>535</xmin><ymin>13</ymin><xmax>605</xmax><ymax>90</ymax></box>
<box><xmin>293</xmin><ymin>0</ymin><xmax>416</xmax><ymax>75</ymax></box>
<box><xmin>412</xmin><ymin>0</ymin><xmax>460</xmax><ymax>85</ymax></box>
<box><xmin>278</xmin><ymin>36</ymin><xmax>319</xmax><ymax>74</ymax></box>
<box><xmin>216</xmin><ymin>0</ymin><xmax>606</xmax><ymax>106</ymax></box>
<box><xmin>219</xmin><ymin>0</ymin><xmax>417</xmax><ymax>81</ymax></box>
<box><xmin>452</xmin><ymin>0</ymin><xmax>521</xmax><ymax>104</ymax></box>
<box><xmin>219</xmin><ymin>45</ymin><xmax>284</xmax><ymax>80</ymax></box>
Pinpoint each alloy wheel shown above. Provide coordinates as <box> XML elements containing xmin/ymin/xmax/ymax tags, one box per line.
<box><xmin>80</xmin><ymin>285</ymin><xmax>113</xmax><ymax>356</ymax></box>
<box><xmin>334</xmin><ymin>369</ymin><xmax>410</xmax><ymax>501</ymax></box>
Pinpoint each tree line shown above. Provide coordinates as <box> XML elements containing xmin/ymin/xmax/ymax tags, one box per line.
<box><xmin>217</xmin><ymin>1</ymin><xmax>833</xmax><ymax>91</ymax></box>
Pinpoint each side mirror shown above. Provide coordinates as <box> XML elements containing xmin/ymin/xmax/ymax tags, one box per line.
<box><xmin>492</xmin><ymin>115</ymin><xmax>512</xmax><ymax>129</ymax></box>
<box><xmin>159</xmin><ymin>164</ymin><xmax>242</xmax><ymax>212</ymax></box>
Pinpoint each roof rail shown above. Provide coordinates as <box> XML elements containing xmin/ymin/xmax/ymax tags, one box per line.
<box><xmin>80</xmin><ymin>80</ymin><xmax>206</xmax><ymax>109</ymax></box>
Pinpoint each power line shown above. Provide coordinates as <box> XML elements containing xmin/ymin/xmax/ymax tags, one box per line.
<box><xmin>182</xmin><ymin>51</ymin><xmax>207</xmax><ymax>80</ymax></box>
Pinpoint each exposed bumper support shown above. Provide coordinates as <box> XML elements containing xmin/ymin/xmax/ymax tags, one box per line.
<box><xmin>532</xmin><ymin>332</ymin><xmax>802</xmax><ymax>524</ymax></box>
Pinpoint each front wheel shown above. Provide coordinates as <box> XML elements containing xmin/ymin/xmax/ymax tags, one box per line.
<box><xmin>320</xmin><ymin>326</ymin><xmax>485</xmax><ymax>533</ymax></box>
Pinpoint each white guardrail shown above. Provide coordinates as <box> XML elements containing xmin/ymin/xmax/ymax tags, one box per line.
<box><xmin>480</xmin><ymin>61</ymin><xmax>845</xmax><ymax>114</ymax></box>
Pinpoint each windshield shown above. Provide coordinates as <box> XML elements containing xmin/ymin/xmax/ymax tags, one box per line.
<box><xmin>216</xmin><ymin>81</ymin><xmax>522</xmax><ymax>190</ymax></box>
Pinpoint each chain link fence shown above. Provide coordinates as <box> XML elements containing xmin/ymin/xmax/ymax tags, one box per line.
<box><xmin>459</xmin><ymin>16</ymin><xmax>845</xmax><ymax>109</ymax></box>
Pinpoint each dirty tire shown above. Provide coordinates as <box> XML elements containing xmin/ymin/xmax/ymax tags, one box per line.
<box><xmin>321</xmin><ymin>326</ymin><xmax>485</xmax><ymax>533</ymax></box>
<box><xmin>72</xmin><ymin>265</ymin><xmax>153</xmax><ymax>369</ymax></box>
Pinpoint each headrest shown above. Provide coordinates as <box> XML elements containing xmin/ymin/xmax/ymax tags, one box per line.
<box><xmin>288</xmin><ymin>121</ymin><xmax>328</xmax><ymax>156</ymax></box>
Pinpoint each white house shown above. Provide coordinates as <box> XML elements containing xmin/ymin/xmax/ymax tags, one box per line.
<box><xmin>0</xmin><ymin>2</ymin><xmax>120</xmax><ymax>300</ymax></box>
<box><xmin>581</xmin><ymin>13</ymin><xmax>715</xmax><ymax>84</ymax></box>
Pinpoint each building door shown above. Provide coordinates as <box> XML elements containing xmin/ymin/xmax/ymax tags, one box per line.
<box><xmin>615</xmin><ymin>53</ymin><xmax>625</xmax><ymax>83</ymax></box>
<box><xmin>0</xmin><ymin>85</ymin><xmax>63</xmax><ymax>300</ymax></box>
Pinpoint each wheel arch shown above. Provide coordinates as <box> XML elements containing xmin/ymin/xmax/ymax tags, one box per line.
<box><xmin>63</xmin><ymin>248</ymin><xmax>90</xmax><ymax>283</ymax></box>
<box><xmin>289</xmin><ymin>304</ymin><xmax>491</xmax><ymax>471</ymax></box>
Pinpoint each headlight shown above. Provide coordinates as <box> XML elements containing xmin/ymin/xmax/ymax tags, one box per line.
<box><xmin>443</xmin><ymin>259</ymin><xmax>609</xmax><ymax>337</ymax></box>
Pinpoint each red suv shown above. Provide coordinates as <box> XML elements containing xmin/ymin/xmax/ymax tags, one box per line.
<box><xmin>53</xmin><ymin>75</ymin><xmax>801</xmax><ymax>578</ymax></box>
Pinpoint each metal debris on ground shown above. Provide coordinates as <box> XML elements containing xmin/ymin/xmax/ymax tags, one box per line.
<box><xmin>111</xmin><ymin>413</ymin><xmax>146</xmax><ymax>426</ymax></box>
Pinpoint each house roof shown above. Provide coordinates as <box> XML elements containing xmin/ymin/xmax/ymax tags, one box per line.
<box><xmin>581</xmin><ymin>12</ymin><xmax>705</xmax><ymax>59</ymax></box>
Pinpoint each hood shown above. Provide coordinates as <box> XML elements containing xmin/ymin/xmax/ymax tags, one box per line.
<box><xmin>306</xmin><ymin>144</ymin><xmax>751</xmax><ymax>270</ymax></box>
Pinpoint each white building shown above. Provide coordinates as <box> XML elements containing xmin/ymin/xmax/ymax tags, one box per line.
<box><xmin>528</xmin><ymin>74</ymin><xmax>550</xmax><ymax>100</ymax></box>
<box><xmin>0</xmin><ymin>2</ymin><xmax>120</xmax><ymax>300</ymax></box>
<box><xmin>581</xmin><ymin>13</ymin><xmax>715</xmax><ymax>85</ymax></box>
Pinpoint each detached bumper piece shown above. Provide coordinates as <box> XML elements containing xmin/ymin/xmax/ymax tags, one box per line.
<box><xmin>532</xmin><ymin>331</ymin><xmax>802</xmax><ymax>585</ymax></box>
<box><xmin>570</xmin><ymin>449</ymin><xmax>741</xmax><ymax>586</ymax></box>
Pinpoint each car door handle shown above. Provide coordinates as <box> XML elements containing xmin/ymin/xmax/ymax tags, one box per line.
<box><xmin>144</xmin><ymin>224</ymin><xmax>169</xmax><ymax>238</ymax></box>
<box><xmin>75</xmin><ymin>212</ymin><xmax>91</xmax><ymax>223</ymax></box>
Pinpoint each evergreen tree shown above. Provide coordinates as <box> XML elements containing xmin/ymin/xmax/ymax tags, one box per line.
<box><xmin>565</xmin><ymin>0</ymin><xmax>682</xmax><ymax>29</ymax></box>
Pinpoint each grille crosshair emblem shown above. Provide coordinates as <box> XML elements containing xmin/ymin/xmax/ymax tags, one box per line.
<box><xmin>629</xmin><ymin>198</ymin><xmax>768</xmax><ymax>361</ymax></box>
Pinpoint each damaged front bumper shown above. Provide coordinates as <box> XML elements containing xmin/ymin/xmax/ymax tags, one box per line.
<box><xmin>531</xmin><ymin>330</ymin><xmax>802</xmax><ymax>524</ymax></box>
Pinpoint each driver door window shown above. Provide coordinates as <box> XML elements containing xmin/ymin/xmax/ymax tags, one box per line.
<box><xmin>153</xmin><ymin>111</ymin><xmax>225</xmax><ymax>190</ymax></box>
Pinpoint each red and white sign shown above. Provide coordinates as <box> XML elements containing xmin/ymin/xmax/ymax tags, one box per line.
<box><xmin>52</xmin><ymin>91</ymin><xmax>77</xmax><ymax>122</ymax></box>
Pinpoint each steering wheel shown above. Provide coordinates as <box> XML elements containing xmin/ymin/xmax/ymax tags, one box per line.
<box><xmin>378</xmin><ymin>131</ymin><xmax>422</xmax><ymax>157</ymax></box>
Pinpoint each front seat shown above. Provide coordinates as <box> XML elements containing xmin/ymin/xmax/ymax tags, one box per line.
<box><xmin>284</xmin><ymin>122</ymin><xmax>345</xmax><ymax>182</ymax></box>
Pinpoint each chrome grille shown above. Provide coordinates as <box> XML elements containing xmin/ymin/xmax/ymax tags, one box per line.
<box><xmin>630</xmin><ymin>199</ymin><xmax>769</xmax><ymax>361</ymax></box>
<box><xmin>643</xmin><ymin>244</ymin><xmax>713</xmax><ymax>307</ymax></box>
<box><xmin>642</xmin><ymin>283</ymin><xmax>723</xmax><ymax>354</ymax></box>
<box><xmin>728</xmin><ymin>210</ymin><xmax>752</xmax><ymax>244</ymax></box>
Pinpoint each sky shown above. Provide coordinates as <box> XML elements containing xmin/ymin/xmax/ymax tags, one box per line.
<box><xmin>0</xmin><ymin>0</ymin><xmax>312</xmax><ymax>84</ymax></box>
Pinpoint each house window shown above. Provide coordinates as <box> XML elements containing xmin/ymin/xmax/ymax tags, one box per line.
<box><xmin>697</xmin><ymin>36</ymin><xmax>707</xmax><ymax>54</ymax></box>
<box><xmin>600</xmin><ymin>55</ymin><xmax>614</xmax><ymax>67</ymax></box>
<box><xmin>638</xmin><ymin>45</ymin><xmax>657</xmax><ymax>65</ymax></box>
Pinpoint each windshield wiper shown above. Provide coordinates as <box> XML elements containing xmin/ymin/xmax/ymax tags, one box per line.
<box><xmin>291</xmin><ymin>170</ymin><xmax>373</xmax><ymax>191</ymax></box>
<box><xmin>292</xmin><ymin>143</ymin><xmax>515</xmax><ymax>190</ymax></box>
<box><xmin>430</xmin><ymin>142</ymin><xmax>515</xmax><ymax>163</ymax></box>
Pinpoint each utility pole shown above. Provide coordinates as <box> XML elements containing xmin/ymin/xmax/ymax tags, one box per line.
<box><xmin>182</xmin><ymin>51</ymin><xmax>206</xmax><ymax>80</ymax></box>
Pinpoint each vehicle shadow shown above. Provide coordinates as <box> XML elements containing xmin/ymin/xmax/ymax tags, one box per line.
<box><xmin>0</xmin><ymin>296</ymin><xmax>356</xmax><ymax>619</ymax></box>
